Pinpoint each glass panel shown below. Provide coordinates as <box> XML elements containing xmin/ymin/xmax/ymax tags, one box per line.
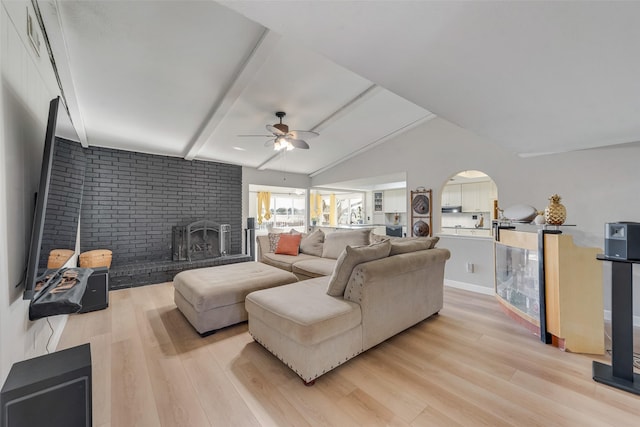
<box><xmin>495</xmin><ymin>243</ymin><xmax>540</xmax><ymax>321</ymax></box>
<box><xmin>335</xmin><ymin>193</ymin><xmax>363</xmax><ymax>225</ymax></box>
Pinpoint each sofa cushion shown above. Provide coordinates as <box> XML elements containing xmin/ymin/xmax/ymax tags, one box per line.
<box><xmin>321</xmin><ymin>229</ymin><xmax>372</xmax><ymax>259</ymax></box>
<box><xmin>246</xmin><ymin>277</ymin><xmax>362</xmax><ymax>346</ymax></box>
<box><xmin>423</xmin><ymin>236</ymin><xmax>440</xmax><ymax>248</ymax></box>
<box><xmin>292</xmin><ymin>258</ymin><xmax>337</xmax><ymax>279</ymax></box>
<box><xmin>275</xmin><ymin>233</ymin><xmax>302</xmax><ymax>255</ymax></box>
<box><xmin>370</xmin><ymin>233</ymin><xmax>390</xmax><ymax>244</ymax></box>
<box><xmin>326</xmin><ymin>240</ymin><xmax>391</xmax><ymax>296</ymax></box>
<box><xmin>173</xmin><ymin>262</ymin><xmax>298</xmax><ymax>312</ymax></box>
<box><xmin>299</xmin><ymin>229</ymin><xmax>324</xmax><ymax>257</ymax></box>
<box><xmin>261</xmin><ymin>252</ymin><xmax>319</xmax><ymax>272</ymax></box>
<box><xmin>389</xmin><ymin>236</ymin><xmax>439</xmax><ymax>255</ymax></box>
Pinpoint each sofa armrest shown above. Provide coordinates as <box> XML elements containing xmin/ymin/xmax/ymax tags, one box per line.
<box><xmin>256</xmin><ymin>235</ymin><xmax>271</xmax><ymax>262</ymax></box>
<box><xmin>343</xmin><ymin>248</ymin><xmax>450</xmax><ymax>350</ymax></box>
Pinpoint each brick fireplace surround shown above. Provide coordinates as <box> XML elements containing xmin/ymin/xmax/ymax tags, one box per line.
<box><xmin>79</xmin><ymin>145</ymin><xmax>250</xmax><ymax>288</ymax></box>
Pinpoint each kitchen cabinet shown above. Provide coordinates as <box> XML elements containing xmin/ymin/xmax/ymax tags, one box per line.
<box><xmin>373</xmin><ymin>192</ymin><xmax>383</xmax><ymax>212</ymax></box>
<box><xmin>442</xmin><ymin>184</ymin><xmax>461</xmax><ymax>207</ymax></box>
<box><xmin>443</xmin><ymin>180</ymin><xmax>497</xmax><ymax>212</ymax></box>
<box><xmin>456</xmin><ymin>228</ymin><xmax>492</xmax><ymax>237</ymax></box>
<box><xmin>462</xmin><ymin>181</ymin><xmax>494</xmax><ymax>212</ymax></box>
<box><xmin>383</xmin><ymin>189</ymin><xmax>406</xmax><ymax>212</ymax></box>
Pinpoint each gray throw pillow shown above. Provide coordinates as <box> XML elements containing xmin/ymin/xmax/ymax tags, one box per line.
<box><xmin>326</xmin><ymin>240</ymin><xmax>391</xmax><ymax>296</ymax></box>
<box><xmin>267</xmin><ymin>233</ymin><xmax>282</xmax><ymax>252</ymax></box>
<box><xmin>370</xmin><ymin>233</ymin><xmax>391</xmax><ymax>244</ymax></box>
<box><xmin>321</xmin><ymin>229</ymin><xmax>371</xmax><ymax>259</ymax></box>
<box><xmin>300</xmin><ymin>229</ymin><xmax>324</xmax><ymax>257</ymax></box>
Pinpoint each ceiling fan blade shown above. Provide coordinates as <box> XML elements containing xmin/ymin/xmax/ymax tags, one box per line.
<box><xmin>289</xmin><ymin>130</ymin><xmax>319</xmax><ymax>140</ymax></box>
<box><xmin>288</xmin><ymin>138</ymin><xmax>310</xmax><ymax>149</ymax></box>
<box><xmin>266</xmin><ymin>125</ymin><xmax>285</xmax><ymax>136</ymax></box>
<box><xmin>264</xmin><ymin>138</ymin><xmax>275</xmax><ymax>147</ymax></box>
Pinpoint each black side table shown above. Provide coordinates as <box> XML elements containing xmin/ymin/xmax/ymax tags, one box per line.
<box><xmin>593</xmin><ymin>255</ymin><xmax>640</xmax><ymax>394</ymax></box>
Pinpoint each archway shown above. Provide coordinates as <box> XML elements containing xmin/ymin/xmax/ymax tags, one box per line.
<box><xmin>440</xmin><ymin>170</ymin><xmax>498</xmax><ymax>236</ymax></box>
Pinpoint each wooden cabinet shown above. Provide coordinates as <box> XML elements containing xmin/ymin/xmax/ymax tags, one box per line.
<box><xmin>442</xmin><ymin>184</ymin><xmax>461</xmax><ymax>207</ymax></box>
<box><xmin>495</xmin><ymin>230</ymin><xmax>603</xmax><ymax>354</ymax></box>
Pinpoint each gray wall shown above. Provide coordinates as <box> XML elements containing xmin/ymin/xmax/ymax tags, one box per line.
<box><xmin>81</xmin><ymin>146</ymin><xmax>242</xmax><ymax>267</ymax></box>
<box><xmin>312</xmin><ymin>117</ymin><xmax>640</xmax><ymax>318</ymax></box>
<box><xmin>1</xmin><ymin>0</ymin><xmax>66</xmax><ymax>383</ymax></box>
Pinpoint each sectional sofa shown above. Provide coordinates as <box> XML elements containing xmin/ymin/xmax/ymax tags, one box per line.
<box><xmin>248</xmin><ymin>228</ymin><xmax>450</xmax><ymax>384</ymax></box>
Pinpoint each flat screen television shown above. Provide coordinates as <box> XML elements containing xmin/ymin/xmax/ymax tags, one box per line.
<box><xmin>23</xmin><ymin>97</ymin><xmax>85</xmax><ymax>300</ymax></box>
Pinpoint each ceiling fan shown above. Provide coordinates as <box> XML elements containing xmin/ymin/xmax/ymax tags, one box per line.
<box><xmin>241</xmin><ymin>112</ymin><xmax>319</xmax><ymax>151</ymax></box>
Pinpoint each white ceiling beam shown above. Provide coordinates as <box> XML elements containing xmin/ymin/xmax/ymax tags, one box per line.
<box><xmin>257</xmin><ymin>84</ymin><xmax>380</xmax><ymax>171</ymax></box>
<box><xmin>183</xmin><ymin>29</ymin><xmax>280</xmax><ymax>160</ymax></box>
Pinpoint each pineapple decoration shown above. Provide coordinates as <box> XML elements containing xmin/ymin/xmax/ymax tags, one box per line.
<box><xmin>544</xmin><ymin>194</ymin><xmax>566</xmax><ymax>225</ymax></box>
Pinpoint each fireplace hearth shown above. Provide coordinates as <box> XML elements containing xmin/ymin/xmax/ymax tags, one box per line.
<box><xmin>172</xmin><ymin>220</ymin><xmax>230</xmax><ymax>261</ymax></box>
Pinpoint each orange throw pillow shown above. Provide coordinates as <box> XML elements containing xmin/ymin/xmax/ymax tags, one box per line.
<box><xmin>275</xmin><ymin>233</ymin><xmax>302</xmax><ymax>256</ymax></box>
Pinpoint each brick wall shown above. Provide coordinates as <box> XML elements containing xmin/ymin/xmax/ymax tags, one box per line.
<box><xmin>39</xmin><ymin>138</ymin><xmax>86</xmax><ymax>269</ymax></box>
<box><xmin>80</xmin><ymin>146</ymin><xmax>242</xmax><ymax>267</ymax></box>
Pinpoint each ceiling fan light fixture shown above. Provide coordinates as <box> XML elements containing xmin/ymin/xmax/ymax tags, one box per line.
<box><xmin>242</xmin><ymin>111</ymin><xmax>315</xmax><ymax>151</ymax></box>
<box><xmin>274</xmin><ymin>136</ymin><xmax>287</xmax><ymax>151</ymax></box>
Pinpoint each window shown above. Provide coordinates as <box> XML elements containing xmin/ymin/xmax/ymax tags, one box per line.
<box><xmin>250</xmin><ymin>186</ymin><xmax>306</xmax><ymax>233</ymax></box>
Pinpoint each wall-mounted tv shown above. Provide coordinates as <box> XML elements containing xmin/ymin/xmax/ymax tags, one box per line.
<box><xmin>23</xmin><ymin>97</ymin><xmax>85</xmax><ymax>300</ymax></box>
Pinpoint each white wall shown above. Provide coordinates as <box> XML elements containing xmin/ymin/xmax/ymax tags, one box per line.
<box><xmin>1</xmin><ymin>1</ymin><xmax>66</xmax><ymax>383</ymax></box>
<box><xmin>312</xmin><ymin>116</ymin><xmax>640</xmax><ymax>315</ymax></box>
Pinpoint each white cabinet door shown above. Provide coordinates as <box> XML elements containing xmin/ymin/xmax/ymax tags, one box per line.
<box><xmin>461</xmin><ymin>182</ymin><xmax>495</xmax><ymax>212</ymax></box>
<box><xmin>384</xmin><ymin>189</ymin><xmax>406</xmax><ymax>212</ymax></box>
<box><xmin>462</xmin><ymin>183</ymin><xmax>481</xmax><ymax>212</ymax></box>
<box><xmin>442</xmin><ymin>184</ymin><xmax>461</xmax><ymax>206</ymax></box>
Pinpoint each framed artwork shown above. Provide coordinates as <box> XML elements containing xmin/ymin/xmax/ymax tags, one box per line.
<box><xmin>410</xmin><ymin>188</ymin><xmax>432</xmax><ymax>237</ymax></box>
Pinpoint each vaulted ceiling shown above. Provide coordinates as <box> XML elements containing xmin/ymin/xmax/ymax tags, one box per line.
<box><xmin>40</xmin><ymin>1</ymin><xmax>640</xmax><ymax>177</ymax></box>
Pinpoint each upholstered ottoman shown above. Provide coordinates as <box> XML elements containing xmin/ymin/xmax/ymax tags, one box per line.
<box><xmin>246</xmin><ymin>277</ymin><xmax>363</xmax><ymax>384</ymax></box>
<box><xmin>173</xmin><ymin>262</ymin><xmax>298</xmax><ymax>335</ymax></box>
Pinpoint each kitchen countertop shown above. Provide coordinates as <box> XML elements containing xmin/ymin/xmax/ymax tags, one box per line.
<box><xmin>311</xmin><ymin>224</ymin><xmax>407</xmax><ymax>231</ymax></box>
<box><xmin>440</xmin><ymin>226</ymin><xmax>493</xmax><ymax>238</ymax></box>
<box><xmin>438</xmin><ymin>232</ymin><xmax>493</xmax><ymax>240</ymax></box>
<box><xmin>441</xmin><ymin>226</ymin><xmax>491</xmax><ymax>230</ymax></box>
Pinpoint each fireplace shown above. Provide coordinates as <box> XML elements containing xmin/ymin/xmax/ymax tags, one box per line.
<box><xmin>172</xmin><ymin>220</ymin><xmax>230</xmax><ymax>261</ymax></box>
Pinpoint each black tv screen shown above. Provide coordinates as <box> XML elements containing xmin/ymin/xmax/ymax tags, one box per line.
<box><xmin>23</xmin><ymin>97</ymin><xmax>85</xmax><ymax>300</ymax></box>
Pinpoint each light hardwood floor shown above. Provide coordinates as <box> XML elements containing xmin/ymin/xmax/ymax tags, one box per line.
<box><xmin>57</xmin><ymin>283</ymin><xmax>640</xmax><ymax>427</ymax></box>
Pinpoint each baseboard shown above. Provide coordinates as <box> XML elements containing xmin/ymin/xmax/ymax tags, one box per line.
<box><xmin>603</xmin><ymin>310</ymin><xmax>640</xmax><ymax>327</ymax></box>
<box><xmin>444</xmin><ymin>280</ymin><xmax>494</xmax><ymax>296</ymax></box>
<box><xmin>445</xmin><ymin>282</ymin><xmax>640</xmax><ymax>326</ymax></box>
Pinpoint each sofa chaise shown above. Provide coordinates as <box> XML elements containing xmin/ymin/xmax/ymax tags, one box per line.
<box><xmin>247</xmin><ymin>232</ymin><xmax>450</xmax><ymax>384</ymax></box>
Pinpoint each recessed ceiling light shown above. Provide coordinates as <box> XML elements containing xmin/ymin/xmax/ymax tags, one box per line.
<box><xmin>233</xmin><ymin>146</ymin><xmax>246</xmax><ymax>151</ymax></box>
